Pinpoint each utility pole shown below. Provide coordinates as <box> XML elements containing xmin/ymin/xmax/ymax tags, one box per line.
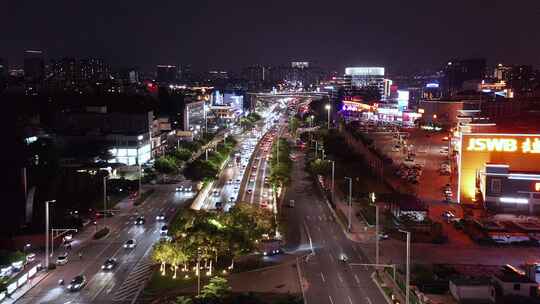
<box><xmin>344</xmin><ymin>177</ymin><xmax>352</xmax><ymax>231</ymax></box>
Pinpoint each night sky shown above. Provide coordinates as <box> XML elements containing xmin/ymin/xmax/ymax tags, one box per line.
<box><xmin>3</xmin><ymin>0</ymin><xmax>540</xmax><ymax>73</ymax></box>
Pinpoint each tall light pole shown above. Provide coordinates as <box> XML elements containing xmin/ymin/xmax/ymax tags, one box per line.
<box><xmin>344</xmin><ymin>177</ymin><xmax>352</xmax><ymax>231</ymax></box>
<box><xmin>330</xmin><ymin>160</ymin><xmax>335</xmax><ymax>203</ymax></box>
<box><xmin>137</xmin><ymin>135</ymin><xmax>143</xmax><ymax>199</ymax></box>
<box><xmin>45</xmin><ymin>199</ymin><xmax>56</xmax><ymax>269</ymax></box>
<box><xmin>325</xmin><ymin>104</ymin><xmax>331</xmax><ymax>129</ymax></box>
<box><xmin>103</xmin><ymin>175</ymin><xmax>108</xmax><ymax>213</ymax></box>
<box><xmin>371</xmin><ymin>192</ymin><xmax>380</xmax><ymax>265</ymax></box>
<box><xmin>399</xmin><ymin>229</ymin><xmax>411</xmax><ymax>304</ymax></box>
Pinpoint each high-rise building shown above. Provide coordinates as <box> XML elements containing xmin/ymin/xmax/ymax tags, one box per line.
<box><xmin>494</xmin><ymin>63</ymin><xmax>511</xmax><ymax>81</ymax></box>
<box><xmin>156</xmin><ymin>65</ymin><xmax>178</xmax><ymax>84</ymax></box>
<box><xmin>442</xmin><ymin>58</ymin><xmax>486</xmax><ymax>97</ymax></box>
<box><xmin>344</xmin><ymin>67</ymin><xmax>385</xmax><ymax>98</ymax></box>
<box><xmin>507</xmin><ymin>65</ymin><xmax>538</xmax><ymax>97</ymax></box>
<box><xmin>23</xmin><ymin>50</ymin><xmax>45</xmax><ymax>84</ymax></box>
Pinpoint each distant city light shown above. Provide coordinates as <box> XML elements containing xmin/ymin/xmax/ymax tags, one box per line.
<box><xmin>426</xmin><ymin>83</ymin><xmax>439</xmax><ymax>88</ymax></box>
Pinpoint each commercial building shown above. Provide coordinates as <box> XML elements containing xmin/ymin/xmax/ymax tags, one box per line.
<box><xmin>156</xmin><ymin>65</ymin><xmax>178</xmax><ymax>84</ymax></box>
<box><xmin>23</xmin><ymin>50</ymin><xmax>45</xmax><ymax>84</ymax></box>
<box><xmin>344</xmin><ymin>67</ymin><xmax>386</xmax><ymax>98</ymax></box>
<box><xmin>442</xmin><ymin>58</ymin><xmax>486</xmax><ymax>97</ymax></box>
<box><xmin>457</xmin><ymin>115</ymin><xmax>540</xmax><ymax>214</ymax></box>
<box><xmin>54</xmin><ymin>103</ymin><xmax>153</xmax><ymax>166</ymax></box>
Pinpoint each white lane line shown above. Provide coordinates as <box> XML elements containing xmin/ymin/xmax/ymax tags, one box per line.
<box><xmin>328</xmin><ymin>253</ymin><xmax>334</xmax><ymax>263</ymax></box>
<box><xmin>348</xmin><ymin>295</ymin><xmax>353</xmax><ymax>304</ymax></box>
<box><xmin>365</xmin><ymin>297</ymin><xmax>373</xmax><ymax>304</ymax></box>
<box><xmin>354</xmin><ymin>274</ymin><xmax>360</xmax><ymax>284</ymax></box>
<box><xmin>320</xmin><ymin>272</ymin><xmax>325</xmax><ymax>282</ymax></box>
<box><xmin>328</xmin><ymin>295</ymin><xmax>334</xmax><ymax>304</ymax></box>
<box><xmin>337</xmin><ymin>273</ymin><xmax>343</xmax><ymax>283</ymax></box>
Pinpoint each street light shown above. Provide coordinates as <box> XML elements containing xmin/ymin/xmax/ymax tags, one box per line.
<box><xmin>325</xmin><ymin>104</ymin><xmax>331</xmax><ymax>129</ymax></box>
<box><xmin>329</xmin><ymin>160</ymin><xmax>335</xmax><ymax>204</ymax></box>
<box><xmin>45</xmin><ymin>199</ymin><xmax>56</xmax><ymax>269</ymax></box>
<box><xmin>398</xmin><ymin>229</ymin><xmax>411</xmax><ymax>304</ymax></box>
<box><xmin>370</xmin><ymin>192</ymin><xmax>380</xmax><ymax>265</ymax></box>
<box><xmin>344</xmin><ymin>177</ymin><xmax>352</xmax><ymax>231</ymax></box>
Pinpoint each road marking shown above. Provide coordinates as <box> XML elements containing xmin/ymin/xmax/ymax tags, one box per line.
<box><xmin>337</xmin><ymin>273</ymin><xmax>343</xmax><ymax>283</ymax></box>
<box><xmin>328</xmin><ymin>253</ymin><xmax>334</xmax><ymax>263</ymax></box>
<box><xmin>354</xmin><ymin>274</ymin><xmax>360</xmax><ymax>284</ymax></box>
<box><xmin>328</xmin><ymin>295</ymin><xmax>334</xmax><ymax>304</ymax></box>
<box><xmin>348</xmin><ymin>295</ymin><xmax>353</xmax><ymax>304</ymax></box>
<box><xmin>318</xmin><ymin>216</ymin><xmax>322</xmax><ymax>221</ymax></box>
<box><xmin>320</xmin><ymin>272</ymin><xmax>325</xmax><ymax>282</ymax></box>
<box><xmin>365</xmin><ymin>297</ymin><xmax>373</xmax><ymax>304</ymax></box>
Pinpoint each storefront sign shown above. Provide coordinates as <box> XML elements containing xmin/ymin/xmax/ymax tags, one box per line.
<box><xmin>466</xmin><ymin>137</ymin><xmax>540</xmax><ymax>154</ymax></box>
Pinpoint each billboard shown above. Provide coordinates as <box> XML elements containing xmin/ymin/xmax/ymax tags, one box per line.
<box><xmin>459</xmin><ymin>133</ymin><xmax>540</xmax><ymax>204</ymax></box>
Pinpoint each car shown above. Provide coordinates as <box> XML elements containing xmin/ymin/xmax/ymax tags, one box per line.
<box><xmin>155</xmin><ymin>214</ymin><xmax>166</xmax><ymax>221</ymax></box>
<box><xmin>215</xmin><ymin>202</ymin><xmax>223</xmax><ymax>210</ymax></box>
<box><xmin>56</xmin><ymin>253</ymin><xmax>69</xmax><ymax>265</ymax></box>
<box><xmin>442</xmin><ymin>211</ymin><xmax>456</xmax><ymax>218</ymax></box>
<box><xmin>175</xmin><ymin>186</ymin><xmax>183</xmax><ymax>192</ymax></box>
<box><xmin>378</xmin><ymin>233</ymin><xmax>389</xmax><ymax>240</ymax></box>
<box><xmin>124</xmin><ymin>239</ymin><xmax>137</xmax><ymax>248</ymax></box>
<box><xmin>229</xmin><ymin>196</ymin><xmax>235</xmax><ymax>202</ymax></box>
<box><xmin>247</xmin><ymin>189</ymin><xmax>253</xmax><ymax>194</ymax></box>
<box><xmin>213</xmin><ymin>190</ymin><xmax>220</xmax><ymax>197</ymax></box>
<box><xmin>67</xmin><ymin>275</ymin><xmax>87</xmax><ymax>292</ymax></box>
<box><xmin>26</xmin><ymin>253</ymin><xmax>36</xmax><ymax>263</ymax></box>
<box><xmin>288</xmin><ymin>200</ymin><xmax>295</xmax><ymax>208</ymax></box>
<box><xmin>391</xmin><ymin>146</ymin><xmax>400</xmax><ymax>152</ymax></box>
<box><xmin>134</xmin><ymin>216</ymin><xmax>145</xmax><ymax>225</ymax></box>
<box><xmin>160</xmin><ymin>225</ymin><xmax>168</xmax><ymax>235</ymax></box>
<box><xmin>101</xmin><ymin>258</ymin><xmax>118</xmax><ymax>270</ymax></box>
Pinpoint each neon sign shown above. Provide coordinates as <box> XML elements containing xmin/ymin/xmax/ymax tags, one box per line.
<box><xmin>465</xmin><ymin>137</ymin><xmax>540</xmax><ymax>154</ymax></box>
<box><xmin>466</xmin><ymin>138</ymin><xmax>517</xmax><ymax>152</ymax></box>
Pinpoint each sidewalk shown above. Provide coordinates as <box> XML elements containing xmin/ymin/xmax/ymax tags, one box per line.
<box><xmin>2</xmin><ymin>270</ymin><xmax>50</xmax><ymax>304</ymax></box>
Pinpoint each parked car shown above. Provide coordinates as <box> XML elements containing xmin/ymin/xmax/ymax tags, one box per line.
<box><xmin>56</xmin><ymin>253</ymin><xmax>69</xmax><ymax>265</ymax></box>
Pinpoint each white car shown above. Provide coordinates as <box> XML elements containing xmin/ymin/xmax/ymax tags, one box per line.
<box><xmin>56</xmin><ymin>253</ymin><xmax>68</xmax><ymax>265</ymax></box>
<box><xmin>124</xmin><ymin>239</ymin><xmax>137</xmax><ymax>249</ymax></box>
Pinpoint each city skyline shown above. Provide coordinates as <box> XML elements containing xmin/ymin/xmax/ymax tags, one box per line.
<box><xmin>3</xmin><ymin>0</ymin><xmax>540</xmax><ymax>72</ymax></box>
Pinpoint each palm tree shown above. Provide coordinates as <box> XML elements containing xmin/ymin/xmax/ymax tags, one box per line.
<box><xmin>151</xmin><ymin>241</ymin><xmax>170</xmax><ymax>276</ymax></box>
<box><xmin>170</xmin><ymin>243</ymin><xmax>188</xmax><ymax>279</ymax></box>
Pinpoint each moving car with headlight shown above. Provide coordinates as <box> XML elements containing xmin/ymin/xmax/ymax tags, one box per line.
<box><xmin>67</xmin><ymin>275</ymin><xmax>87</xmax><ymax>291</ymax></box>
<box><xmin>101</xmin><ymin>258</ymin><xmax>117</xmax><ymax>270</ymax></box>
<box><xmin>134</xmin><ymin>216</ymin><xmax>145</xmax><ymax>225</ymax></box>
<box><xmin>124</xmin><ymin>239</ymin><xmax>137</xmax><ymax>249</ymax></box>
<box><xmin>155</xmin><ymin>214</ymin><xmax>166</xmax><ymax>221</ymax></box>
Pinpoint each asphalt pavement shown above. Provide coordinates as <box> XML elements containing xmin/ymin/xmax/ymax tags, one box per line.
<box><xmin>283</xmin><ymin>144</ymin><xmax>386</xmax><ymax>304</ymax></box>
<box><xmin>15</xmin><ymin>185</ymin><xmax>194</xmax><ymax>304</ymax></box>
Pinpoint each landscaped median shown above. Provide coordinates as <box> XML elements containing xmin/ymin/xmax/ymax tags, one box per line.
<box><xmin>141</xmin><ymin>202</ymin><xmax>279</xmax><ymax>303</ymax></box>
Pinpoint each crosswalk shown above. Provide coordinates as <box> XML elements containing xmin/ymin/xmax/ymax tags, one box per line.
<box><xmin>112</xmin><ymin>260</ymin><xmax>154</xmax><ymax>302</ymax></box>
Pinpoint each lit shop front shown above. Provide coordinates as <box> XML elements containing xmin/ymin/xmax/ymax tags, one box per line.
<box><xmin>459</xmin><ymin>133</ymin><xmax>540</xmax><ymax>213</ymax></box>
<box><xmin>340</xmin><ymin>99</ymin><xmax>420</xmax><ymax>125</ymax></box>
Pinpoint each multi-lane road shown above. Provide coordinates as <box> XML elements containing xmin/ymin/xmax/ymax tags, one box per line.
<box><xmin>16</xmin><ymin>185</ymin><xmax>194</xmax><ymax>304</ymax></box>
<box><xmin>284</xmin><ymin>149</ymin><xmax>386</xmax><ymax>304</ymax></box>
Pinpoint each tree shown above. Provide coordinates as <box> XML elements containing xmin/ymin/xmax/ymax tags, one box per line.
<box><xmin>173</xmin><ymin>296</ymin><xmax>192</xmax><ymax>304</ymax></box>
<box><xmin>171</xmin><ymin>148</ymin><xmax>192</xmax><ymax>162</ymax></box>
<box><xmin>154</xmin><ymin>156</ymin><xmax>178</xmax><ymax>175</ymax></box>
<box><xmin>152</xmin><ymin>241</ymin><xmax>172</xmax><ymax>276</ymax></box>
<box><xmin>169</xmin><ymin>243</ymin><xmax>188</xmax><ymax>279</ymax></box>
<box><xmin>309</xmin><ymin>159</ymin><xmax>331</xmax><ymax>176</ymax></box>
<box><xmin>199</xmin><ymin>276</ymin><xmax>231</xmax><ymax>302</ymax></box>
<box><xmin>289</xmin><ymin>117</ymin><xmax>300</xmax><ymax>138</ymax></box>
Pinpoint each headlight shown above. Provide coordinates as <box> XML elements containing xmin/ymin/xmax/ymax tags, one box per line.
<box><xmin>101</xmin><ymin>265</ymin><xmax>105</xmax><ymax>269</ymax></box>
<box><xmin>67</xmin><ymin>284</ymin><xmax>73</xmax><ymax>289</ymax></box>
